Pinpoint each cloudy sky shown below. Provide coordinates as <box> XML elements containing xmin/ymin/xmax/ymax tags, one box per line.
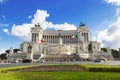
<box><xmin>0</xmin><ymin>0</ymin><xmax>120</xmax><ymax>53</ymax></box>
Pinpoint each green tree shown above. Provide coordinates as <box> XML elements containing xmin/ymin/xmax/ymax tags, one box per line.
<box><xmin>101</xmin><ymin>48</ymin><xmax>107</xmax><ymax>52</ymax></box>
<box><xmin>111</xmin><ymin>49</ymin><xmax>120</xmax><ymax>58</ymax></box>
<box><xmin>0</xmin><ymin>53</ymin><xmax>7</xmax><ymax>60</ymax></box>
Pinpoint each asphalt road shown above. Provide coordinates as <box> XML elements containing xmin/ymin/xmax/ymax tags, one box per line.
<box><xmin>0</xmin><ymin>61</ymin><xmax>120</xmax><ymax>68</ymax></box>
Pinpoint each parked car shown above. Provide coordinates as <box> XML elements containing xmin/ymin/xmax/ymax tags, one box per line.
<box><xmin>11</xmin><ymin>60</ymin><xmax>19</xmax><ymax>63</ymax></box>
<box><xmin>94</xmin><ymin>59</ymin><xmax>101</xmax><ymax>62</ymax></box>
<box><xmin>22</xmin><ymin>59</ymin><xmax>32</xmax><ymax>63</ymax></box>
<box><xmin>36</xmin><ymin>60</ymin><xmax>44</xmax><ymax>63</ymax></box>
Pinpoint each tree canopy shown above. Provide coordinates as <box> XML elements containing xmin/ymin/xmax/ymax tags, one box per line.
<box><xmin>111</xmin><ymin>49</ymin><xmax>120</xmax><ymax>58</ymax></box>
<box><xmin>0</xmin><ymin>53</ymin><xmax>7</xmax><ymax>60</ymax></box>
<box><xmin>101</xmin><ymin>48</ymin><xmax>107</xmax><ymax>52</ymax></box>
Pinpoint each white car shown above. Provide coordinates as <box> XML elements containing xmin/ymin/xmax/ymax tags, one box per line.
<box><xmin>37</xmin><ymin>60</ymin><xmax>44</xmax><ymax>63</ymax></box>
<box><xmin>11</xmin><ymin>60</ymin><xmax>19</xmax><ymax>63</ymax></box>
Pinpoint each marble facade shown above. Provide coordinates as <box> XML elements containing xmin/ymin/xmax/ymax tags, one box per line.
<box><xmin>8</xmin><ymin>23</ymin><xmax>113</xmax><ymax>62</ymax></box>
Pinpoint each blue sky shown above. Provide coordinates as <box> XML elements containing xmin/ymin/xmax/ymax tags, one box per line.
<box><xmin>0</xmin><ymin>0</ymin><xmax>120</xmax><ymax>53</ymax></box>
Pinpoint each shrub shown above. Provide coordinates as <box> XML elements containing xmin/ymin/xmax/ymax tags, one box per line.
<box><xmin>88</xmin><ymin>67</ymin><xmax>120</xmax><ymax>72</ymax></box>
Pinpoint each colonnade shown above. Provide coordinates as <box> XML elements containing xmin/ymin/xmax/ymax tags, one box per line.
<box><xmin>43</xmin><ymin>35</ymin><xmax>78</xmax><ymax>44</ymax></box>
<box><xmin>32</xmin><ymin>33</ymin><xmax>89</xmax><ymax>44</ymax></box>
<box><xmin>81</xmin><ymin>33</ymin><xmax>89</xmax><ymax>41</ymax></box>
<box><xmin>32</xmin><ymin>33</ymin><xmax>39</xmax><ymax>42</ymax></box>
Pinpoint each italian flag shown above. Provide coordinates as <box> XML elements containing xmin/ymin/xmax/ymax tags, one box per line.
<box><xmin>70</xmin><ymin>35</ymin><xmax>77</xmax><ymax>40</ymax></box>
<box><xmin>40</xmin><ymin>39</ymin><xmax>45</xmax><ymax>43</ymax></box>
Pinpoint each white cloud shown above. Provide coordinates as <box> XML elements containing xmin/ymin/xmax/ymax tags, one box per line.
<box><xmin>28</xmin><ymin>15</ymin><xmax>32</xmax><ymax>19</ymax></box>
<box><xmin>104</xmin><ymin>0</ymin><xmax>120</xmax><ymax>49</ymax></box>
<box><xmin>97</xmin><ymin>17</ymin><xmax>120</xmax><ymax>49</ymax></box>
<box><xmin>0</xmin><ymin>48</ymin><xmax>5</xmax><ymax>54</ymax></box>
<box><xmin>105</xmin><ymin>0</ymin><xmax>120</xmax><ymax>6</ymax></box>
<box><xmin>2</xmin><ymin>15</ymin><xmax>6</xmax><ymax>19</ymax></box>
<box><xmin>32</xmin><ymin>9</ymin><xmax>50</xmax><ymax>24</ymax></box>
<box><xmin>0</xmin><ymin>0</ymin><xmax>7</xmax><ymax>4</ymax></box>
<box><xmin>11</xmin><ymin>24</ymin><xmax>33</xmax><ymax>41</ymax></box>
<box><xmin>0</xmin><ymin>23</ymin><xmax>9</xmax><ymax>27</ymax></box>
<box><xmin>3</xmin><ymin>28</ymin><xmax>9</xmax><ymax>34</ymax></box>
<box><xmin>115</xmin><ymin>8</ymin><xmax>120</xmax><ymax>16</ymax></box>
<box><xmin>8</xmin><ymin>9</ymin><xmax>77</xmax><ymax>41</ymax></box>
<box><xmin>53</xmin><ymin>22</ymin><xmax>77</xmax><ymax>30</ymax></box>
<box><xmin>3</xmin><ymin>28</ymin><xmax>8</xmax><ymax>32</ymax></box>
<box><xmin>31</xmin><ymin>9</ymin><xmax>76</xmax><ymax>30</ymax></box>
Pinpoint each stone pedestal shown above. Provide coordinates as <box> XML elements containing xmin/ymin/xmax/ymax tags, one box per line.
<box><xmin>26</xmin><ymin>53</ymin><xmax>33</xmax><ymax>61</ymax></box>
<box><xmin>59</xmin><ymin>38</ymin><xmax>62</xmax><ymax>45</ymax></box>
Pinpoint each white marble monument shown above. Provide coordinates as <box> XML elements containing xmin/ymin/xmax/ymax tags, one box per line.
<box><xmin>8</xmin><ymin>23</ymin><xmax>113</xmax><ymax>62</ymax></box>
